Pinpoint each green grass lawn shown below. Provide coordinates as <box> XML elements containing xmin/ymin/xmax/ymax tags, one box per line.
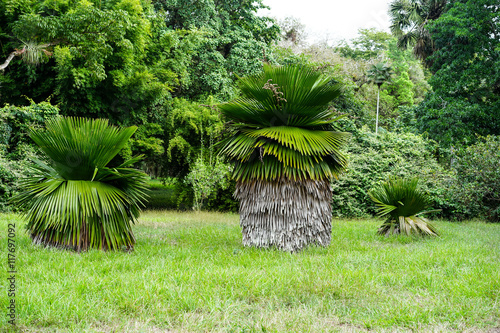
<box><xmin>1</xmin><ymin>211</ymin><xmax>499</xmax><ymax>332</ymax></box>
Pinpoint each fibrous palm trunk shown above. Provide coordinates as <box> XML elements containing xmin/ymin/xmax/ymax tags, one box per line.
<box><xmin>234</xmin><ymin>178</ymin><xmax>332</xmax><ymax>252</ymax></box>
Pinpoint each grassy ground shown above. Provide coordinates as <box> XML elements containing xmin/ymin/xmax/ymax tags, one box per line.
<box><xmin>1</xmin><ymin>211</ymin><xmax>499</xmax><ymax>333</ymax></box>
<box><xmin>145</xmin><ymin>180</ymin><xmax>177</xmax><ymax>210</ymax></box>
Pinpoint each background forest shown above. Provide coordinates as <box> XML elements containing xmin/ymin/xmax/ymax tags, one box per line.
<box><xmin>1</xmin><ymin>0</ymin><xmax>499</xmax><ymax>221</ymax></box>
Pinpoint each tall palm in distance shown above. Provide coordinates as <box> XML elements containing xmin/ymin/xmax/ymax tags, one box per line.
<box><xmin>218</xmin><ymin>65</ymin><xmax>349</xmax><ymax>252</ymax></box>
<box><xmin>367</xmin><ymin>63</ymin><xmax>393</xmax><ymax>134</ymax></box>
<box><xmin>389</xmin><ymin>0</ymin><xmax>447</xmax><ymax>63</ymax></box>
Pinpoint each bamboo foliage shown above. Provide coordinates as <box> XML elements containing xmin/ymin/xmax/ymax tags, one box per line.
<box><xmin>12</xmin><ymin>117</ymin><xmax>149</xmax><ymax>251</ymax></box>
<box><xmin>219</xmin><ymin>65</ymin><xmax>349</xmax><ymax>251</ymax></box>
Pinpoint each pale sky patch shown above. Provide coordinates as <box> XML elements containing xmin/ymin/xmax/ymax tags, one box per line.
<box><xmin>259</xmin><ymin>0</ymin><xmax>392</xmax><ymax>44</ymax></box>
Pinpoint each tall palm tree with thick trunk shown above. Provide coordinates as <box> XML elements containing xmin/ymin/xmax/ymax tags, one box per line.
<box><xmin>218</xmin><ymin>65</ymin><xmax>349</xmax><ymax>252</ymax></box>
<box><xmin>13</xmin><ymin>117</ymin><xmax>148</xmax><ymax>251</ymax></box>
<box><xmin>367</xmin><ymin>63</ymin><xmax>393</xmax><ymax>134</ymax></box>
<box><xmin>389</xmin><ymin>0</ymin><xmax>447</xmax><ymax>63</ymax></box>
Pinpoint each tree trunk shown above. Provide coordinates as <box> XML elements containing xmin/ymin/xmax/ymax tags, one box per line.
<box><xmin>234</xmin><ymin>178</ymin><xmax>332</xmax><ymax>252</ymax></box>
<box><xmin>376</xmin><ymin>88</ymin><xmax>380</xmax><ymax>134</ymax></box>
<box><xmin>0</xmin><ymin>50</ymin><xmax>22</xmax><ymax>71</ymax></box>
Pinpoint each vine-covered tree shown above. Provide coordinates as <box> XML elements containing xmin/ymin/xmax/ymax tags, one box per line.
<box><xmin>413</xmin><ymin>0</ymin><xmax>500</xmax><ymax>146</ymax></box>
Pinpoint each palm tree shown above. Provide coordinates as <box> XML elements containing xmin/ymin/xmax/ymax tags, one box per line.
<box><xmin>389</xmin><ymin>0</ymin><xmax>447</xmax><ymax>62</ymax></box>
<box><xmin>218</xmin><ymin>65</ymin><xmax>350</xmax><ymax>252</ymax></box>
<box><xmin>367</xmin><ymin>63</ymin><xmax>392</xmax><ymax>134</ymax></box>
<box><xmin>369</xmin><ymin>177</ymin><xmax>439</xmax><ymax>236</ymax></box>
<box><xmin>13</xmin><ymin>117</ymin><xmax>148</xmax><ymax>251</ymax></box>
<box><xmin>1</xmin><ymin>41</ymin><xmax>53</xmax><ymax>71</ymax></box>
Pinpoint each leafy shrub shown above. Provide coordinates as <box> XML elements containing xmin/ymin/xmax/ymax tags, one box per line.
<box><xmin>448</xmin><ymin>136</ymin><xmax>500</xmax><ymax>221</ymax></box>
<box><xmin>0</xmin><ymin>101</ymin><xmax>59</xmax><ymax>156</ymax></box>
<box><xmin>0</xmin><ymin>153</ymin><xmax>25</xmax><ymax>211</ymax></box>
<box><xmin>0</xmin><ymin>101</ymin><xmax>59</xmax><ymax>211</ymax></box>
<box><xmin>331</xmin><ymin>126</ymin><xmax>452</xmax><ymax>218</ymax></box>
<box><xmin>184</xmin><ymin>157</ymin><xmax>232</xmax><ymax>211</ymax></box>
<box><xmin>205</xmin><ymin>179</ymin><xmax>239</xmax><ymax>213</ymax></box>
<box><xmin>171</xmin><ymin>175</ymin><xmax>239</xmax><ymax>213</ymax></box>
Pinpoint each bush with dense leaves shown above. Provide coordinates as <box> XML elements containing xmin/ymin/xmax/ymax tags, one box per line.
<box><xmin>0</xmin><ymin>153</ymin><xmax>22</xmax><ymax>211</ymax></box>
<box><xmin>448</xmin><ymin>136</ymin><xmax>500</xmax><ymax>221</ymax></box>
<box><xmin>0</xmin><ymin>101</ymin><xmax>59</xmax><ymax>211</ymax></box>
<box><xmin>0</xmin><ymin>101</ymin><xmax>59</xmax><ymax>155</ymax></box>
<box><xmin>331</xmin><ymin>126</ymin><xmax>452</xmax><ymax>218</ymax></box>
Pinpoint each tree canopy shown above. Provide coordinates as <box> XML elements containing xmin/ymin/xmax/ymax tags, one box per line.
<box><xmin>413</xmin><ymin>0</ymin><xmax>500</xmax><ymax>146</ymax></box>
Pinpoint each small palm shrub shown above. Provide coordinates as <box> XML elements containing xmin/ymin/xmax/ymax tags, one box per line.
<box><xmin>369</xmin><ymin>177</ymin><xmax>439</xmax><ymax>236</ymax></box>
<box><xmin>13</xmin><ymin>117</ymin><xmax>148</xmax><ymax>251</ymax></box>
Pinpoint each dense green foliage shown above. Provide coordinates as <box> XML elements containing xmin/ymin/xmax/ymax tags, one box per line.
<box><xmin>1</xmin><ymin>0</ymin><xmax>175</xmax><ymax>120</ymax></box>
<box><xmin>402</xmin><ymin>0</ymin><xmax>500</xmax><ymax>146</ymax></box>
<box><xmin>331</xmin><ymin>127</ymin><xmax>450</xmax><ymax>218</ymax></box>
<box><xmin>152</xmin><ymin>0</ymin><xmax>280</xmax><ymax>99</ymax></box>
<box><xmin>0</xmin><ymin>100</ymin><xmax>59</xmax><ymax>154</ymax></box>
<box><xmin>335</xmin><ymin>28</ymin><xmax>392</xmax><ymax>60</ymax></box>
<box><xmin>0</xmin><ymin>153</ymin><xmax>28</xmax><ymax>211</ymax></box>
<box><xmin>162</xmin><ymin>98</ymin><xmax>223</xmax><ymax>178</ymax></box>
<box><xmin>0</xmin><ymin>0</ymin><xmax>279</xmax><ymax>122</ymax></box>
<box><xmin>13</xmin><ymin>117</ymin><xmax>148</xmax><ymax>251</ymax></box>
<box><xmin>448</xmin><ymin>136</ymin><xmax>500</xmax><ymax>221</ymax></box>
<box><xmin>0</xmin><ymin>101</ymin><xmax>59</xmax><ymax>210</ymax></box>
<box><xmin>369</xmin><ymin>177</ymin><xmax>439</xmax><ymax>236</ymax></box>
<box><xmin>310</xmin><ymin>29</ymin><xmax>431</xmax><ymax>131</ymax></box>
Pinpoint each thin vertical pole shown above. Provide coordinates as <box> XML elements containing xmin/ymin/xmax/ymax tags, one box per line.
<box><xmin>376</xmin><ymin>88</ymin><xmax>380</xmax><ymax>135</ymax></box>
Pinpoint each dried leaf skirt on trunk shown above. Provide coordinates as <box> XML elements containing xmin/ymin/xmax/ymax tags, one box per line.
<box><xmin>235</xmin><ymin>178</ymin><xmax>332</xmax><ymax>252</ymax></box>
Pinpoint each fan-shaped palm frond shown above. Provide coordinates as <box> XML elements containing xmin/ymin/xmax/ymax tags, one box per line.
<box><xmin>367</xmin><ymin>63</ymin><xmax>393</xmax><ymax>88</ymax></box>
<box><xmin>369</xmin><ymin>177</ymin><xmax>439</xmax><ymax>236</ymax></box>
<box><xmin>218</xmin><ymin>64</ymin><xmax>349</xmax><ymax>182</ymax></box>
<box><xmin>12</xmin><ymin>117</ymin><xmax>148</xmax><ymax>251</ymax></box>
<box><xmin>389</xmin><ymin>0</ymin><xmax>447</xmax><ymax>61</ymax></box>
